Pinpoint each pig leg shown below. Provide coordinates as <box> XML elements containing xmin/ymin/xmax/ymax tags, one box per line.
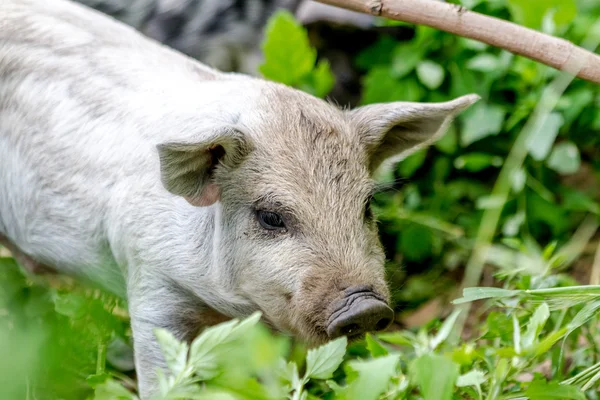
<box><xmin>128</xmin><ymin>281</ymin><xmax>226</xmax><ymax>398</ymax></box>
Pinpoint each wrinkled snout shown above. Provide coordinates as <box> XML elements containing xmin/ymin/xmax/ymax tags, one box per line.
<box><xmin>326</xmin><ymin>285</ymin><xmax>394</xmax><ymax>338</ymax></box>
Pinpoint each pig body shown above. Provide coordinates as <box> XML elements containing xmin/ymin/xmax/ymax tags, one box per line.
<box><xmin>0</xmin><ymin>0</ymin><xmax>477</xmax><ymax>397</ymax></box>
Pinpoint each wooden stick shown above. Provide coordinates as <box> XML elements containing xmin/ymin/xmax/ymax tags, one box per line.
<box><xmin>314</xmin><ymin>0</ymin><xmax>600</xmax><ymax>85</ymax></box>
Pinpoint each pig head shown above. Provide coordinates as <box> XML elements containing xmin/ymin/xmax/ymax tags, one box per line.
<box><xmin>156</xmin><ymin>89</ymin><xmax>479</xmax><ymax>343</ymax></box>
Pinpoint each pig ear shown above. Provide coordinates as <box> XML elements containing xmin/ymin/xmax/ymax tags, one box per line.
<box><xmin>157</xmin><ymin>127</ymin><xmax>252</xmax><ymax>207</ymax></box>
<box><xmin>349</xmin><ymin>94</ymin><xmax>480</xmax><ymax>171</ymax></box>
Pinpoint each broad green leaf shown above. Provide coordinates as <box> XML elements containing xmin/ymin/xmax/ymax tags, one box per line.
<box><xmin>456</xmin><ymin>369</ymin><xmax>486</xmax><ymax>387</ymax></box>
<box><xmin>547</xmin><ymin>142</ymin><xmax>581</xmax><ymax>175</ymax></box>
<box><xmin>510</xmin><ymin>168</ymin><xmax>526</xmax><ymax>193</ymax></box>
<box><xmin>461</xmin><ymin>103</ymin><xmax>506</xmax><ymax>146</ymax></box>
<box><xmin>355</xmin><ymin>36</ymin><xmax>397</xmax><ymax>70</ymax></box>
<box><xmin>454</xmin><ymin>153</ymin><xmax>503</xmax><ymax>172</ymax></box>
<box><xmin>507</xmin><ymin>0</ymin><xmax>577</xmax><ymax>29</ymax></box>
<box><xmin>365</xmin><ymin>333</ymin><xmax>388</xmax><ymax>357</ymax></box>
<box><xmin>400</xmin><ymin>224</ymin><xmax>433</xmax><ymax>261</ymax></box>
<box><xmin>278</xmin><ymin>359</ymin><xmax>300</xmax><ymax>386</ymax></box>
<box><xmin>391</xmin><ymin>43</ymin><xmax>424</xmax><ymax>78</ymax></box>
<box><xmin>559</xmin><ymin>88</ymin><xmax>594</xmax><ymax>125</ymax></box>
<box><xmin>346</xmin><ymin>354</ymin><xmax>400</xmax><ymax>400</ymax></box>
<box><xmin>188</xmin><ymin>314</ymin><xmax>261</xmax><ymax>379</ymax></box>
<box><xmin>377</xmin><ymin>332</ymin><xmax>416</xmax><ymax>346</ymax></box>
<box><xmin>410</xmin><ymin>354</ymin><xmax>459</xmax><ymax>400</ymax></box>
<box><xmin>526</xmin><ymin>112</ymin><xmax>564</xmax><ymax>161</ymax></box>
<box><xmin>521</xmin><ymin>303</ymin><xmax>550</xmax><ymax>350</ymax></box>
<box><xmin>435</xmin><ymin>125</ymin><xmax>458</xmax><ymax>154</ymax></box>
<box><xmin>361</xmin><ymin>67</ymin><xmax>424</xmax><ymax>104</ymax></box>
<box><xmin>525</xmin><ymin>379</ymin><xmax>585</xmax><ymax>400</ymax></box>
<box><xmin>227</xmin><ymin>311</ymin><xmax>262</xmax><ymax>341</ymax></box>
<box><xmin>309</xmin><ymin>60</ymin><xmax>335</xmax><ymax>98</ymax></box>
<box><xmin>466</xmin><ymin>54</ymin><xmax>500</xmax><ymax>72</ymax></box>
<box><xmin>54</xmin><ymin>292</ymin><xmax>87</xmax><ymax>319</ymax></box>
<box><xmin>305</xmin><ymin>336</ymin><xmax>347</xmax><ymax>380</ymax></box>
<box><xmin>451</xmin><ymin>344</ymin><xmax>478</xmax><ymax>366</ymax></box>
<box><xmin>460</xmin><ymin>0</ymin><xmax>485</xmax><ymax>9</ymax></box>
<box><xmin>93</xmin><ymin>378</ymin><xmax>137</xmax><ymax>400</ymax></box>
<box><xmin>398</xmin><ymin>149</ymin><xmax>427</xmax><ymax>177</ymax></box>
<box><xmin>189</xmin><ymin>319</ymin><xmax>236</xmax><ymax>364</ymax></box>
<box><xmin>482</xmin><ymin>312</ymin><xmax>514</xmax><ymax>341</ymax></box>
<box><xmin>154</xmin><ymin>328</ymin><xmax>189</xmax><ymax>377</ymax></box>
<box><xmin>259</xmin><ymin>11</ymin><xmax>316</xmax><ymax>85</ymax></box>
<box><xmin>416</xmin><ymin>61</ymin><xmax>445</xmax><ymax>89</ymax></box>
<box><xmin>502</xmin><ymin>211</ymin><xmax>525</xmax><ymax>237</ymax></box>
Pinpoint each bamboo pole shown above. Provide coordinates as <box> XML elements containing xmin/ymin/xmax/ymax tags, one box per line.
<box><xmin>314</xmin><ymin>0</ymin><xmax>600</xmax><ymax>84</ymax></box>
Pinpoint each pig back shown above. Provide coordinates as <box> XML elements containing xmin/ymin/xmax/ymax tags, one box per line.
<box><xmin>0</xmin><ymin>0</ymin><xmax>233</xmax><ymax>292</ymax></box>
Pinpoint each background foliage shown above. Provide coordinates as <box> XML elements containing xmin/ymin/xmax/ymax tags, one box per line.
<box><xmin>1</xmin><ymin>0</ymin><xmax>600</xmax><ymax>399</ymax></box>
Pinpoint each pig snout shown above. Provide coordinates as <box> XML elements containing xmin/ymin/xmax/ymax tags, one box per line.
<box><xmin>326</xmin><ymin>285</ymin><xmax>394</xmax><ymax>338</ymax></box>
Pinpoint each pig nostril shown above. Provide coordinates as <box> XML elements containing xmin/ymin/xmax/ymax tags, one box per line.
<box><xmin>375</xmin><ymin>318</ymin><xmax>391</xmax><ymax>331</ymax></box>
<box><xmin>327</xmin><ymin>291</ymin><xmax>394</xmax><ymax>338</ymax></box>
<box><xmin>340</xmin><ymin>323</ymin><xmax>360</xmax><ymax>336</ymax></box>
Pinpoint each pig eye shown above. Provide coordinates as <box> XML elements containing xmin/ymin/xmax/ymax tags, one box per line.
<box><xmin>257</xmin><ymin>210</ymin><xmax>286</xmax><ymax>230</ymax></box>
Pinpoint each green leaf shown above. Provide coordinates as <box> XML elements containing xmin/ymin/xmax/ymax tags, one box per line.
<box><xmin>526</xmin><ymin>112</ymin><xmax>564</xmax><ymax>161</ymax></box>
<box><xmin>410</xmin><ymin>354</ymin><xmax>459</xmax><ymax>400</ymax></box>
<box><xmin>521</xmin><ymin>303</ymin><xmax>550</xmax><ymax>350</ymax></box>
<box><xmin>361</xmin><ymin>67</ymin><xmax>424</xmax><ymax>104</ymax></box>
<box><xmin>525</xmin><ymin>379</ymin><xmax>585</xmax><ymax>400</ymax></box>
<box><xmin>278</xmin><ymin>359</ymin><xmax>300</xmax><ymax>386</ymax></box>
<box><xmin>454</xmin><ymin>153</ymin><xmax>503</xmax><ymax>172</ymax></box>
<box><xmin>546</xmin><ymin>142</ymin><xmax>581</xmax><ymax>175</ymax></box>
<box><xmin>365</xmin><ymin>333</ymin><xmax>388</xmax><ymax>357</ymax></box>
<box><xmin>345</xmin><ymin>354</ymin><xmax>400</xmax><ymax>400</ymax></box>
<box><xmin>416</xmin><ymin>61</ymin><xmax>445</xmax><ymax>89</ymax></box>
<box><xmin>456</xmin><ymin>369</ymin><xmax>486</xmax><ymax>387</ymax></box>
<box><xmin>259</xmin><ymin>11</ymin><xmax>316</xmax><ymax>86</ymax></box>
<box><xmin>483</xmin><ymin>312</ymin><xmax>514</xmax><ymax>341</ymax></box>
<box><xmin>309</xmin><ymin>60</ymin><xmax>335</xmax><ymax>98</ymax></box>
<box><xmin>377</xmin><ymin>332</ymin><xmax>416</xmax><ymax>346</ymax></box>
<box><xmin>398</xmin><ymin>149</ymin><xmax>427</xmax><ymax>177</ymax></box>
<box><xmin>400</xmin><ymin>224</ymin><xmax>433</xmax><ymax>261</ymax></box>
<box><xmin>503</xmin><ymin>211</ymin><xmax>525</xmax><ymax>237</ymax></box>
<box><xmin>510</xmin><ymin>168</ymin><xmax>527</xmax><ymax>193</ymax></box>
<box><xmin>305</xmin><ymin>336</ymin><xmax>347</xmax><ymax>380</ymax></box>
<box><xmin>93</xmin><ymin>378</ymin><xmax>137</xmax><ymax>400</ymax></box>
<box><xmin>453</xmin><ymin>287</ymin><xmax>520</xmax><ymax>304</ymax></box>
<box><xmin>391</xmin><ymin>43</ymin><xmax>424</xmax><ymax>78</ymax></box>
<box><xmin>188</xmin><ymin>313</ymin><xmax>261</xmax><ymax>380</ymax></box>
<box><xmin>507</xmin><ymin>0</ymin><xmax>577</xmax><ymax>29</ymax></box>
<box><xmin>431</xmin><ymin>309</ymin><xmax>462</xmax><ymax>350</ymax></box>
<box><xmin>154</xmin><ymin>328</ymin><xmax>189</xmax><ymax>377</ymax></box>
<box><xmin>466</xmin><ymin>54</ymin><xmax>500</xmax><ymax>72</ymax></box>
<box><xmin>533</xmin><ymin>327</ymin><xmax>568</xmax><ymax>356</ymax></box>
<box><xmin>356</xmin><ymin>36</ymin><xmax>397</xmax><ymax>70</ymax></box>
<box><xmin>54</xmin><ymin>292</ymin><xmax>87</xmax><ymax>319</ymax></box>
<box><xmin>461</xmin><ymin>103</ymin><xmax>506</xmax><ymax>146</ymax></box>
<box><xmin>435</xmin><ymin>125</ymin><xmax>458</xmax><ymax>154</ymax></box>
<box><xmin>562</xmin><ymin>189</ymin><xmax>600</xmax><ymax>214</ymax></box>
